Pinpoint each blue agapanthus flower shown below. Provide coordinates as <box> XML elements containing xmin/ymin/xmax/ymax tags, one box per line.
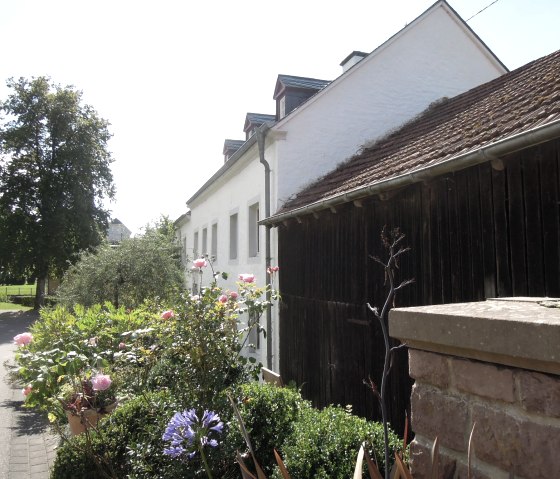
<box><xmin>162</xmin><ymin>408</ymin><xmax>223</xmax><ymax>460</ymax></box>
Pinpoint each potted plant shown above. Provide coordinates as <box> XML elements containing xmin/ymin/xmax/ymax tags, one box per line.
<box><xmin>59</xmin><ymin>373</ymin><xmax>117</xmax><ymax>435</ymax></box>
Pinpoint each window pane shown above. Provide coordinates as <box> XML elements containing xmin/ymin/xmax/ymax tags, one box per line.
<box><xmin>248</xmin><ymin>203</ymin><xmax>259</xmax><ymax>257</ymax></box>
<box><xmin>229</xmin><ymin>214</ymin><xmax>238</xmax><ymax>260</ymax></box>
<box><xmin>211</xmin><ymin>223</ymin><xmax>218</xmax><ymax>259</ymax></box>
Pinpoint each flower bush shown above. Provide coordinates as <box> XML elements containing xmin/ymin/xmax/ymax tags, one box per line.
<box><xmin>14</xmin><ymin>303</ymin><xmax>163</xmax><ymax>422</ymax></box>
<box><xmin>14</xmin><ymin>255</ymin><xmax>404</xmax><ymax>478</ymax></box>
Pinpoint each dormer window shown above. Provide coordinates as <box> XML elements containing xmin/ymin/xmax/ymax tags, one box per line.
<box><xmin>273</xmin><ymin>75</ymin><xmax>330</xmax><ymax>120</ymax></box>
<box><xmin>223</xmin><ymin>139</ymin><xmax>244</xmax><ymax>163</ymax></box>
<box><xmin>279</xmin><ymin>97</ymin><xmax>286</xmax><ymax>119</ymax></box>
<box><xmin>244</xmin><ymin>113</ymin><xmax>276</xmax><ymax>140</ymax></box>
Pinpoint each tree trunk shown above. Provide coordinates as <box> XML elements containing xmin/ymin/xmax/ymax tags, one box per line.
<box><xmin>35</xmin><ymin>277</ymin><xmax>46</xmax><ymax>309</ymax></box>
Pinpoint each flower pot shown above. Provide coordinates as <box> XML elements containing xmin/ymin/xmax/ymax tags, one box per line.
<box><xmin>66</xmin><ymin>409</ymin><xmax>102</xmax><ymax>435</ymax></box>
<box><xmin>66</xmin><ymin>402</ymin><xmax>118</xmax><ymax>436</ymax></box>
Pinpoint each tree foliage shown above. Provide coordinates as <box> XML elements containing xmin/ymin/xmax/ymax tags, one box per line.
<box><xmin>56</xmin><ymin>219</ymin><xmax>184</xmax><ymax>308</ymax></box>
<box><xmin>0</xmin><ymin>77</ymin><xmax>115</xmax><ymax>306</ymax></box>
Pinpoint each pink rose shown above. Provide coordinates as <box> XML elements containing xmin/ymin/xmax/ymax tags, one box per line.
<box><xmin>91</xmin><ymin>374</ymin><xmax>112</xmax><ymax>391</ymax></box>
<box><xmin>13</xmin><ymin>332</ymin><xmax>33</xmax><ymax>347</ymax></box>
<box><xmin>229</xmin><ymin>291</ymin><xmax>239</xmax><ymax>300</ymax></box>
<box><xmin>22</xmin><ymin>385</ymin><xmax>32</xmax><ymax>396</ymax></box>
<box><xmin>118</xmin><ymin>342</ymin><xmax>126</xmax><ymax>350</ymax></box>
<box><xmin>238</xmin><ymin>273</ymin><xmax>255</xmax><ymax>283</ymax></box>
<box><xmin>193</xmin><ymin>258</ymin><xmax>207</xmax><ymax>268</ymax></box>
<box><xmin>267</xmin><ymin>266</ymin><xmax>280</xmax><ymax>274</ymax></box>
<box><xmin>218</xmin><ymin>294</ymin><xmax>228</xmax><ymax>303</ymax></box>
<box><xmin>161</xmin><ymin>310</ymin><xmax>175</xmax><ymax>320</ymax></box>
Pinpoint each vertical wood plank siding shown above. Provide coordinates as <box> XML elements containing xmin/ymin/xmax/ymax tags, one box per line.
<box><xmin>277</xmin><ymin>140</ymin><xmax>560</xmax><ymax>435</ymax></box>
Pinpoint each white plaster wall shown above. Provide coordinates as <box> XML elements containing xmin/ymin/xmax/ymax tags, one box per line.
<box><xmin>180</xmin><ymin>141</ymin><xmax>277</xmax><ymax>366</ymax></box>
<box><xmin>273</xmin><ymin>4</ymin><xmax>506</xmax><ymax>208</ymax></box>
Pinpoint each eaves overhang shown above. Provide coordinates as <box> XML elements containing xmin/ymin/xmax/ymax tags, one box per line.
<box><xmin>261</xmin><ymin>118</ymin><xmax>560</xmax><ymax>226</ymax></box>
<box><xmin>186</xmin><ymin>123</ymin><xmax>273</xmax><ymax>207</ymax></box>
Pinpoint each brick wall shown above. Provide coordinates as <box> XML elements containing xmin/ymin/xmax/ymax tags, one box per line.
<box><xmin>409</xmin><ymin>350</ymin><xmax>560</xmax><ymax>478</ymax></box>
<box><xmin>389</xmin><ymin>298</ymin><xmax>560</xmax><ymax>479</ymax></box>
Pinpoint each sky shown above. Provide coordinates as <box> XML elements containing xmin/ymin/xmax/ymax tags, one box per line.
<box><xmin>0</xmin><ymin>0</ymin><xmax>558</xmax><ymax>235</ymax></box>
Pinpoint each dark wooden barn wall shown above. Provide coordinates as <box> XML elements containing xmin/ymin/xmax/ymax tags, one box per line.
<box><xmin>277</xmin><ymin>139</ymin><xmax>560</xmax><ymax>434</ymax></box>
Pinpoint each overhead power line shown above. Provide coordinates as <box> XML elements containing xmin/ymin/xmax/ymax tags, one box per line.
<box><xmin>466</xmin><ymin>0</ymin><xmax>501</xmax><ymax>22</ymax></box>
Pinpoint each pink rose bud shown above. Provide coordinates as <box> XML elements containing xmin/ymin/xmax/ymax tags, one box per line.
<box><xmin>238</xmin><ymin>273</ymin><xmax>255</xmax><ymax>283</ymax></box>
<box><xmin>218</xmin><ymin>294</ymin><xmax>228</xmax><ymax>303</ymax></box>
<box><xmin>161</xmin><ymin>310</ymin><xmax>175</xmax><ymax>320</ymax></box>
<box><xmin>272</xmin><ymin>266</ymin><xmax>280</xmax><ymax>272</ymax></box>
<box><xmin>22</xmin><ymin>385</ymin><xmax>32</xmax><ymax>396</ymax></box>
<box><xmin>91</xmin><ymin>374</ymin><xmax>112</xmax><ymax>391</ymax></box>
<box><xmin>193</xmin><ymin>258</ymin><xmax>207</xmax><ymax>268</ymax></box>
<box><xmin>13</xmin><ymin>332</ymin><xmax>33</xmax><ymax>347</ymax></box>
<box><xmin>229</xmin><ymin>291</ymin><xmax>239</xmax><ymax>300</ymax></box>
<box><xmin>118</xmin><ymin>342</ymin><xmax>126</xmax><ymax>350</ymax></box>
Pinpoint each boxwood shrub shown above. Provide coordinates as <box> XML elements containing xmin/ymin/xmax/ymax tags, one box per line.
<box><xmin>272</xmin><ymin>404</ymin><xmax>401</xmax><ymax>479</ymax></box>
<box><xmin>234</xmin><ymin>382</ymin><xmax>311</xmax><ymax>474</ymax></box>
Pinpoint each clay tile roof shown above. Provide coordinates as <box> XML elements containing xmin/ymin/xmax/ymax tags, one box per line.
<box><xmin>280</xmin><ymin>49</ymin><xmax>560</xmax><ymax>214</ymax></box>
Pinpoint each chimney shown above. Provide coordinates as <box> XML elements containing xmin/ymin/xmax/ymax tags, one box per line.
<box><xmin>340</xmin><ymin>51</ymin><xmax>368</xmax><ymax>73</ymax></box>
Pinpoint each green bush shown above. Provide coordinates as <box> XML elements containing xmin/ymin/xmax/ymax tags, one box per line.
<box><xmin>234</xmin><ymin>382</ymin><xmax>311</xmax><ymax>474</ymax></box>
<box><xmin>272</xmin><ymin>405</ymin><xmax>401</xmax><ymax>479</ymax></box>
<box><xmin>52</xmin><ymin>390</ymin><xmax>240</xmax><ymax>479</ymax></box>
<box><xmin>52</xmin><ymin>391</ymin><xmax>184</xmax><ymax>478</ymax></box>
<box><xmin>56</xmin><ymin>219</ymin><xmax>183</xmax><ymax>309</ymax></box>
<box><xmin>10</xmin><ymin>295</ymin><xmax>35</xmax><ymax>307</ymax></box>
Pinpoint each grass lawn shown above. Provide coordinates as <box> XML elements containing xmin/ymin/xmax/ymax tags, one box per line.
<box><xmin>0</xmin><ymin>302</ymin><xmax>32</xmax><ymax>311</ymax></box>
<box><xmin>1</xmin><ymin>284</ymin><xmax>36</xmax><ymax>296</ymax></box>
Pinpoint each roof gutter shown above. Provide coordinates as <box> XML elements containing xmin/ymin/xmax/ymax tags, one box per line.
<box><xmin>261</xmin><ymin>118</ymin><xmax>560</xmax><ymax>226</ymax></box>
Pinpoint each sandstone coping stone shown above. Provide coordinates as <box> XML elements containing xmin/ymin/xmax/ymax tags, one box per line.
<box><xmin>389</xmin><ymin>297</ymin><xmax>560</xmax><ymax>376</ymax></box>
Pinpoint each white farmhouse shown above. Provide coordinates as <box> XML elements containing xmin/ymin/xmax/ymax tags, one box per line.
<box><xmin>175</xmin><ymin>0</ymin><xmax>507</xmax><ymax>370</ymax></box>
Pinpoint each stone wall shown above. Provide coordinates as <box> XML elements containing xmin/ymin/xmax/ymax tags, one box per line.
<box><xmin>390</xmin><ymin>298</ymin><xmax>560</xmax><ymax>479</ymax></box>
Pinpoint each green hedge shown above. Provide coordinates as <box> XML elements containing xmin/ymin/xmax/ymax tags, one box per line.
<box><xmin>235</xmin><ymin>382</ymin><xmax>311</xmax><ymax>474</ymax></box>
<box><xmin>52</xmin><ymin>384</ymin><xmax>402</xmax><ymax>479</ymax></box>
<box><xmin>51</xmin><ymin>390</ymin><xmax>238</xmax><ymax>479</ymax></box>
<box><xmin>51</xmin><ymin>391</ymin><xmax>185</xmax><ymax>479</ymax></box>
<box><xmin>272</xmin><ymin>405</ymin><xmax>401</xmax><ymax>479</ymax></box>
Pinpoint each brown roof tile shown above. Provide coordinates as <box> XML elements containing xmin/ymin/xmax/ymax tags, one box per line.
<box><xmin>279</xmin><ymin>49</ymin><xmax>560</xmax><ymax>214</ymax></box>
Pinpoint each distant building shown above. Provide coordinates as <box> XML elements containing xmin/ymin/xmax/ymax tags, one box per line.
<box><xmin>107</xmin><ymin>218</ymin><xmax>131</xmax><ymax>244</ymax></box>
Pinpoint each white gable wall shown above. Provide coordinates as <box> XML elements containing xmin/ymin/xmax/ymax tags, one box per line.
<box><xmin>273</xmin><ymin>3</ymin><xmax>506</xmax><ymax>208</ymax></box>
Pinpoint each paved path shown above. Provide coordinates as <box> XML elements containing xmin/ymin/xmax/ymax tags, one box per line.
<box><xmin>0</xmin><ymin>310</ymin><xmax>57</xmax><ymax>478</ymax></box>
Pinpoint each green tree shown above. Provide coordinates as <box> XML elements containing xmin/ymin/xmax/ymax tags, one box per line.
<box><xmin>0</xmin><ymin>77</ymin><xmax>114</xmax><ymax>307</ymax></box>
<box><xmin>56</xmin><ymin>219</ymin><xmax>184</xmax><ymax>308</ymax></box>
